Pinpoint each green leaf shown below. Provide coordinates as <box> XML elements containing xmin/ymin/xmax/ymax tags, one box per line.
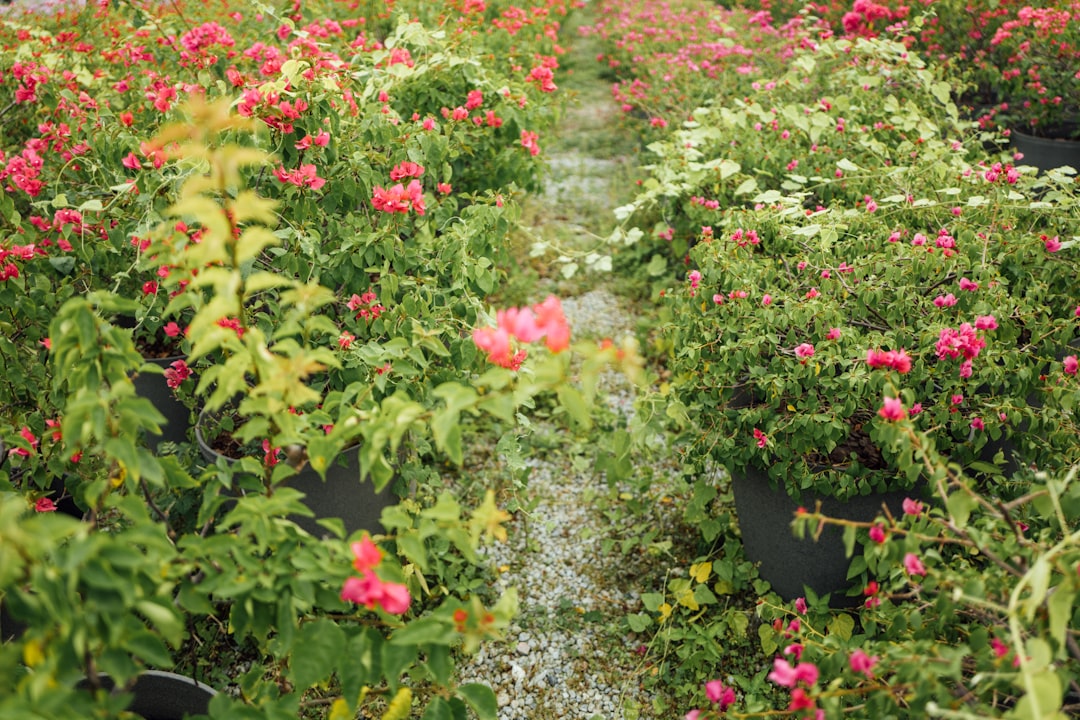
<box><xmin>842</xmin><ymin>523</ymin><xmax>856</xmax><ymax>558</ymax></box>
<box><xmin>646</xmin><ymin>254</ymin><xmax>668</xmax><ymax>277</ymax></box>
<box><xmin>390</xmin><ymin>616</ymin><xmax>456</xmax><ymax>646</ymax></box>
<box><xmin>1047</xmin><ymin>586</ymin><xmax>1074</xmax><ymax>650</ymax></box>
<box><xmin>290</xmin><ymin>619</ymin><xmax>346</xmax><ymax>690</ymax></box>
<box><xmin>827</xmin><ymin>613</ymin><xmax>855</xmax><ymax>642</ymax></box>
<box><xmin>422</xmin><ymin>697</ymin><xmax>453</xmax><ymax>720</ymax></box>
<box><xmin>382</xmin><ymin>642</ymin><xmax>418</xmax><ymax>691</ymax></box>
<box><xmin>458</xmin><ymin>683</ymin><xmax>498</xmax><ymax>720</ymax></box>
<box><xmin>640</xmin><ymin>593</ymin><xmax>665</xmax><ymax>612</ymax></box>
<box><xmin>626</xmin><ymin>613</ymin><xmax>652</xmax><ymax>632</ymax></box>
<box><xmin>946</xmin><ymin>491</ymin><xmax>977</xmax><ymax>528</ymax></box>
<box><xmin>557</xmin><ymin>385</ymin><xmax>591</xmax><ymax>430</ymax></box>
<box><xmin>424</xmin><ymin>643</ymin><xmax>453</xmax><ymax>686</ymax></box>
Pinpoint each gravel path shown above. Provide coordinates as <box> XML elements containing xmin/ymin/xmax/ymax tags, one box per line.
<box><xmin>457</xmin><ymin>292</ymin><xmax>659</xmax><ymax>720</ymax></box>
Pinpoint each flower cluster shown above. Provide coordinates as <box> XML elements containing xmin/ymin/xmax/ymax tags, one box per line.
<box><xmin>472</xmin><ymin>296</ymin><xmax>570</xmax><ymax>370</ymax></box>
<box><xmin>340</xmin><ymin>536</ymin><xmax>411</xmax><ymax>615</ymax></box>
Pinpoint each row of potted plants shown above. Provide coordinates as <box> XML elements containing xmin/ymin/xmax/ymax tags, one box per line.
<box><xmin>0</xmin><ymin>0</ymin><xmax>636</xmax><ymax>717</ymax></box>
<box><xmin>584</xmin><ymin>0</ymin><xmax>1080</xmax><ymax>715</ymax></box>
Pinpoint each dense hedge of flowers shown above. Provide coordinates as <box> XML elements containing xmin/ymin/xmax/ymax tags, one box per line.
<box><xmin>0</xmin><ymin>0</ymin><xmax>631</xmax><ymax>717</ymax></box>
<box><xmin>591</xmin><ymin>0</ymin><xmax>1080</xmax><ymax>716</ymax></box>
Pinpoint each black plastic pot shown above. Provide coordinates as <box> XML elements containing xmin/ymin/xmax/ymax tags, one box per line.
<box><xmin>730</xmin><ymin>465</ymin><xmax>912</xmax><ymax>606</ymax></box>
<box><xmin>195</xmin><ymin>409</ymin><xmax>396</xmax><ymax>538</ymax></box>
<box><xmin>79</xmin><ymin>671</ymin><xmax>216</xmax><ymax>719</ymax></box>
<box><xmin>1011</xmin><ymin>126</ymin><xmax>1080</xmax><ymax>174</ymax></box>
<box><xmin>132</xmin><ymin>355</ymin><xmax>192</xmax><ymax>452</ymax></box>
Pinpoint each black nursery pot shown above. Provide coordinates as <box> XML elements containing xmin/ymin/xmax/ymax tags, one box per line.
<box><xmin>1011</xmin><ymin>125</ymin><xmax>1080</xmax><ymax>174</ymax></box>
<box><xmin>78</xmin><ymin>671</ymin><xmax>216</xmax><ymax>720</ymax></box>
<box><xmin>731</xmin><ymin>464</ymin><xmax>913</xmax><ymax>606</ymax></box>
<box><xmin>132</xmin><ymin>354</ymin><xmax>192</xmax><ymax>452</ymax></box>
<box><xmin>195</xmin><ymin>409</ymin><xmax>397</xmax><ymax>538</ymax></box>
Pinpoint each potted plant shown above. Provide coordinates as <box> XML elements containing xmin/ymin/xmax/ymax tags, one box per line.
<box><xmin>987</xmin><ymin>2</ymin><xmax>1080</xmax><ymax>168</ymax></box>
<box><xmin>659</xmin><ymin>151</ymin><xmax>1080</xmax><ymax>602</ymax></box>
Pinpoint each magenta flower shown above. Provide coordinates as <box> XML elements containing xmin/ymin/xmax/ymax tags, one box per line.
<box><xmin>753</xmin><ymin>428</ymin><xmax>768</xmax><ymax>448</ymax></box>
<box><xmin>795</xmin><ymin>596</ymin><xmax>808</xmax><ymax>614</ymax></box>
<box><xmin>958</xmin><ymin>277</ymin><xmax>979</xmax><ymax>291</ymax></box>
<box><xmin>878</xmin><ymin>397</ymin><xmax>906</xmax><ymax>421</ymax></box>
<box><xmin>971</xmin><ymin>417</ymin><xmax>985</xmax><ymax>431</ymax></box>
<box><xmin>35</xmin><ymin>497</ymin><xmax>57</xmax><ymax>512</ymax></box>
<box><xmin>761</xmin><ymin>293</ymin><xmax>772</xmax><ymax>306</ymax></box>
<box><xmin>163</xmin><ymin>359</ymin><xmax>191</xmax><ymax>389</ymax></box>
<box><xmin>705</xmin><ymin>680</ymin><xmax>736</xmax><ymax>709</ymax></box>
<box><xmin>768</xmin><ymin>658</ymin><xmax>819</xmax><ymax>688</ymax></box>
<box><xmin>902</xmin><ymin>498</ymin><xmax>923</xmax><ymax>515</ymax></box>
<box><xmin>849</xmin><ymin>649</ymin><xmax>879</xmax><ymax>678</ymax></box>
<box><xmin>341</xmin><ymin>571</ymin><xmax>411</xmax><ymax>615</ymax></box>
<box><xmin>1044</xmin><ymin>235</ymin><xmax>1062</xmax><ymax>252</ymax></box>
<box><xmin>869</xmin><ymin>524</ymin><xmax>886</xmax><ymax>543</ymax></box>
<box><xmin>903</xmin><ymin>552</ymin><xmax>927</xmax><ymax>576</ymax></box>
<box><xmin>866</xmin><ymin>348</ymin><xmax>912</xmax><ymax>373</ymax></box>
<box><xmin>351</xmin><ymin>536</ymin><xmax>383</xmax><ymax>573</ymax></box>
<box><xmin>1065</xmin><ymin>355</ymin><xmax>1078</xmax><ymax>376</ymax></box>
<box><xmin>794</xmin><ymin>343</ymin><xmax>815</xmax><ymax>361</ymax></box>
<box><xmin>933</xmin><ymin>293</ymin><xmax>958</xmax><ymax>308</ymax></box>
<box><xmin>974</xmin><ymin>315</ymin><xmax>998</xmax><ymax>330</ymax></box>
<box><xmin>826</xmin><ymin>327</ymin><xmax>841</xmax><ymax>340</ymax></box>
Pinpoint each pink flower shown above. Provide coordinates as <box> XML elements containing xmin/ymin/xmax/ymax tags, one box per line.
<box><xmin>338</xmin><ymin>331</ymin><xmax>355</xmax><ymax>350</ymax></box>
<box><xmin>163</xmin><ymin>359</ymin><xmax>191</xmax><ymax>389</ymax></box>
<box><xmin>768</xmin><ymin>658</ymin><xmax>819</xmax><ymax>688</ymax></box>
<box><xmin>533</xmin><ymin>295</ymin><xmax>571</xmax><ymax>353</ymax></box>
<box><xmin>826</xmin><ymin>327</ymin><xmax>841</xmax><ymax>340</ymax></box>
<box><xmin>1064</xmin><ymin>355</ymin><xmax>1079</xmax><ymax>376</ymax></box>
<box><xmin>163</xmin><ymin>322</ymin><xmax>182</xmax><ymax>338</ymax></box>
<box><xmin>1045</xmin><ymin>235</ymin><xmax>1062</xmax><ymax>252</ymax></box>
<box><xmin>705</xmin><ymin>680</ymin><xmax>736</xmax><ymax>710</ymax></box>
<box><xmin>794</xmin><ymin>597</ymin><xmax>808</xmax><ymax>614</ymax></box>
<box><xmin>934</xmin><ymin>293</ymin><xmax>958</xmax><ymax>308</ymax></box>
<box><xmin>142</xmin><ymin>281</ymin><xmax>158</xmax><ymax>296</ymax></box>
<box><xmin>684</xmin><ymin>711</ymin><xmax>701</xmax><ymax>720</ymax></box>
<box><xmin>520</xmin><ymin>130</ymin><xmax>541</xmax><ymax>156</ymax></box>
<box><xmin>903</xmin><ymin>552</ymin><xmax>927</xmax><ymax>576</ymax></box>
<box><xmin>971</xmin><ymin>417</ymin><xmax>985</xmax><ymax>431</ymax></box>
<box><xmin>122</xmin><ymin>152</ymin><xmax>142</xmax><ymax>170</ymax></box>
<box><xmin>389</xmin><ymin>161</ymin><xmax>425</xmax><ymax>180</ymax></box>
<box><xmin>794</xmin><ymin>343</ymin><xmax>815</xmax><ymax>361</ymax></box>
<box><xmin>849</xmin><ymin>649</ymin><xmax>878</xmax><ymax>677</ymax></box>
<box><xmin>371</xmin><ymin>180</ymin><xmax>425</xmax><ymax>215</ymax></box>
<box><xmin>341</xmin><ymin>570</ymin><xmax>411</xmax><ymax>614</ymax></box>
<box><xmin>788</xmin><ymin>688</ymin><xmax>816</xmax><ymax>712</ymax></box>
<box><xmin>35</xmin><ymin>497</ymin><xmax>57</xmax><ymax>512</ymax></box>
<box><xmin>910</xmin><ymin>402</ymin><xmax>923</xmax><ymax>415</ymax></box>
<box><xmin>472</xmin><ymin>326</ymin><xmax>521</xmax><ymax>369</ymax></box>
<box><xmin>974</xmin><ymin>315</ymin><xmax>998</xmax><ymax>330</ymax></box>
<box><xmin>351</xmin><ymin>536</ymin><xmax>383</xmax><ymax>573</ymax></box>
<box><xmin>902</xmin><ymin>498</ymin><xmax>923</xmax><ymax>515</ymax></box>
<box><xmin>753</xmin><ymin>428</ymin><xmax>768</xmax><ymax>448</ymax></box>
<box><xmin>274</xmin><ymin>163</ymin><xmax>326</xmax><ymax>190</ymax></box>
<box><xmin>866</xmin><ymin>348</ymin><xmax>911</xmax><ymax>373</ymax></box>
<box><xmin>958</xmin><ymin>277</ymin><xmax>979</xmax><ymax>291</ymax></box>
<box><xmin>761</xmin><ymin>293</ymin><xmax>772</xmax><ymax>306</ymax></box>
<box><xmin>869</xmin><ymin>524</ymin><xmax>886</xmax><ymax>543</ymax></box>
<box><xmin>878</xmin><ymin>397</ymin><xmax>907</xmax><ymax>421</ymax></box>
